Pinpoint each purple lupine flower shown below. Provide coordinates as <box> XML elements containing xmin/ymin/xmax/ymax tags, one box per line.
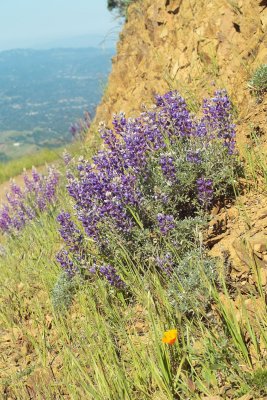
<box><xmin>156</xmin><ymin>253</ymin><xmax>174</xmax><ymax>276</ymax></box>
<box><xmin>112</xmin><ymin>112</ymin><xmax>127</xmax><ymax>134</ymax></box>
<box><xmin>63</xmin><ymin>151</ymin><xmax>72</xmax><ymax>165</ymax></box>
<box><xmin>57</xmin><ymin>212</ymin><xmax>83</xmax><ymax>252</ymax></box>
<box><xmin>186</xmin><ymin>150</ymin><xmax>201</xmax><ymax>164</ymax></box>
<box><xmin>69</xmin><ymin>111</ymin><xmax>91</xmax><ymax>141</ymax></box>
<box><xmin>196</xmin><ymin>177</ymin><xmax>213</xmax><ymax>207</ymax></box>
<box><xmin>0</xmin><ymin>166</ymin><xmax>59</xmax><ymax>234</ymax></box>
<box><xmin>88</xmin><ymin>263</ymin><xmax>97</xmax><ymax>274</ymax></box>
<box><xmin>99</xmin><ymin>264</ymin><xmax>126</xmax><ymax>289</ymax></box>
<box><xmin>28</xmin><ymin>167</ymin><xmax>59</xmax><ymax>212</ymax></box>
<box><xmin>155</xmin><ymin>91</ymin><xmax>195</xmax><ymax>139</ymax></box>
<box><xmin>11</xmin><ymin>209</ymin><xmax>28</xmax><ymax>230</ymax></box>
<box><xmin>32</xmin><ymin>168</ymin><xmax>41</xmax><ymax>183</ymax></box>
<box><xmin>195</xmin><ymin>119</ymin><xmax>208</xmax><ymax>138</ymax></box>
<box><xmin>23</xmin><ymin>173</ymin><xmax>35</xmax><ymax>192</ymax></box>
<box><xmin>202</xmin><ymin>89</ymin><xmax>236</xmax><ymax>154</ymax></box>
<box><xmin>6</xmin><ymin>181</ymin><xmax>24</xmax><ymax>208</ymax></box>
<box><xmin>43</xmin><ymin>168</ymin><xmax>59</xmax><ymax>202</ymax></box>
<box><xmin>159</xmin><ymin>154</ymin><xmax>176</xmax><ymax>180</ymax></box>
<box><xmin>0</xmin><ymin>205</ymin><xmax>12</xmax><ymax>232</ymax></box>
<box><xmin>10</xmin><ymin>182</ymin><xmax>23</xmax><ymax>197</ymax></box>
<box><xmin>69</xmin><ymin>123</ymin><xmax>80</xmax><ymax>137</ymax></box>
<box><xmin>157</xmin><ymin>213</ymin><xmax>175</xmax><ymax>235</ymax></box>
<box><xmin>56</xmin><ymin>249</ymin><xmax>77</xmax><ymax>277</ymax></box>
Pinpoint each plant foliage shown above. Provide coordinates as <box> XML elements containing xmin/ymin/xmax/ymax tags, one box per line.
<box><xmin>107</xmin><ymin>0</ymin><xmax>136</xmax><ymax>16</ymax></box>
<box><xmin>248</xmin><ymin>64</ymin><xmax>267</xmax><ymax>97</ymax></box>
<box><xmin>56</xmin><ymin>89</ymin><xmax>241</xmax><ymax>309</ymax></box>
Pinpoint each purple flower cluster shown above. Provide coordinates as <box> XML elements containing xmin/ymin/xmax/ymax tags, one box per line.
<box><xmin>57</xmin><ymin>212</ymin><xmax>83</xmax><ymax>252</ymax></box>
<box><xmin>64</xmin><ymin>91</ymin><xmax>201</xmax><ymax>242</ymax></box>
<box><xmin>155</xmin><ymin>91</ymin><xmax>195</xmax><ymax>139</ymax></box>
<box><xmin>156</xmin><ymin>253</ymin><xmax>174</xmax><ymax>276</ymax></box>
<box><xmin>57</xmin><ymin>89</ymin><xmax>238</xmax><ymax>285</ymax></box>
<box><xmin>56</xmin><ymin>249</ymin><xmax>77</xmax><ymax>277</ymax></box>
<box><xmin>196</xmin><ymin>177</ymin><xmax>213</xmax><ymax>207</ymax></box>
<box><xmin>159</xmin><ymin>154</ymin><xmax>176</xmax><ymax>181</ymax></box>
<box><xmin>186</xmin><ymin>150</ymin><xmax>201</xmax><ymax>164</ymax></box>
<box><xmin>202</xmin><ymin>89</ymin><xmax>236</xmax><ymax>154</ymax></box>
<box><xmin>69</xmin><ymin>111</ymin><xmax>91</xmax><ymax>141</ymax></box>
<box><xmin>0</xmin><ymin>167</ymin><xmax>59</xmax><ymax>234</ymax></box>
<box><xmin>157</xmin><ymin>213</ymin><xmax>175</xmax><ymax>235</ymax></box>
<box><xmin>99</xmin><ymin>264</ymin><xmax>126</xmax><ymax>289</ymax></box>
<box><xmin>63</xmin><ymin>150</ymin><xmax>73</xmax><ymax>166</ymax></box>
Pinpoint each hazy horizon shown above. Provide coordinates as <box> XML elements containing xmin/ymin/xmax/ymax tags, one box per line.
<box><xmin>0</xmin><ymin>0</ymin><xmax>121</xmax><ymax>51</ymax></box>
<box><xmin>0</xmin><ymin>33</ymin><xmax>119</xmax><ymax>53</ymax></box>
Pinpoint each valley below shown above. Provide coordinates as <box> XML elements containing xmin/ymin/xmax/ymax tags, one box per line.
<box><xmin>0</xmin><ymin>47</ymin><xmax>114</xmax><ymax>161</ymax></box>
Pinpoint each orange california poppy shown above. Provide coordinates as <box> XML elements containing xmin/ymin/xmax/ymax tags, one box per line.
<box><xmin>162</xmin><ymin>329</ymin><xmax>178</xmax><ymax>345</ymax></box>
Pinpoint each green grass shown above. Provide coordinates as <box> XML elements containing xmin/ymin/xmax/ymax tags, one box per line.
<box><xmin>0</xmin><ymin>128</ymin><xmax>267</xmax><ymax>398</ymax></box>
<box><xmin>0</xmin><ymin>148</ymin><xmax>60</xmax><ymax>184</ymax></box>
<box><xmin>0</xmin><ymin>142</ymin><xmax>85</xmax><ymax>184</ymax></box>
<box><xmin>1</xmin><ymin>210</ymin><xmax>267</xmax><ymax>398</ymax></box>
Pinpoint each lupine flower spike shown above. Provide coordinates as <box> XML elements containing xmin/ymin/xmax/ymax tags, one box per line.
<box><xmin>57</xmin><ymin>89</ymin><xmax>238</xmax><ymax>288</ymax></box>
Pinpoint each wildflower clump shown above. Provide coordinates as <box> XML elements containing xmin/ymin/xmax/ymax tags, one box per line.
<box><xmin>69</xmin><ymin>111</ymin><xmax>91</xmax><ymax>142</ymax></box>
<box><xmin>248</xmin><ymin>64</ymin><xmax>267</xmax><ymax>98</ymax></box>
<box><xmin>0</xmin><ymin>167</ymin><xmax>59</xmax><ymax>234</ymax></box>
<box><xmin>56</xmin><ymin>90</ymin><xmax>241</xmax><ymax>297</ymax></box>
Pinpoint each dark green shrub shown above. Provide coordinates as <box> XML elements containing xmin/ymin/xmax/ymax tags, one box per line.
<box><xmin>107</xmin><ymin>0</ymin><xmax>135</xmax><ymax>16</ymax></box>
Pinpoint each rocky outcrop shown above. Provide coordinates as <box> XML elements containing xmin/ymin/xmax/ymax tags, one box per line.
<box><xmin>94</xmin><ymin>0</ymin><xmax>267</xmax><ymax>149</ymax></box>
<box><xmin>209</xmin><ymin>192</ymin><xmax>267</xmax><ymax>290</ymax></box>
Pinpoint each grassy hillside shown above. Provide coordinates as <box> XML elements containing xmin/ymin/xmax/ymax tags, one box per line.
<box><xmin>0</xmin><ymin>86</ymin><xmax>267</xmax><ymax>399</ymax></box>
<box><xmin>0</xmin><ymin>2</ymin><xmax>266</xmax><ymax>397</ymax></box>
<box><xmin>0</xmin><ymin>141</ymin><xmax>85</xmax><ymax>185</ymax></box>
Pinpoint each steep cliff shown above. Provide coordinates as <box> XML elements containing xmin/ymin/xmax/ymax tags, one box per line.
<box><xmin>93</xmin><ymin>0</ymin><xmax>267</xmax><ymax>276</ymax></box>
<box><xmin>94</xmin><ymin>0</ymin><xmax>266</xmax><ymax>146</ymax></box>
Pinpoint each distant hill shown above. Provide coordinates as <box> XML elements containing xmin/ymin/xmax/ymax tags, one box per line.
<box><xmin>35</xmin><ymin>33</ymin><xmax>119</xmax><ymax>50</ymax></box>
<box><xmin>0</xmin><ymin>47</ymin><xmax>114</xmax><ymax>161</ymax></box>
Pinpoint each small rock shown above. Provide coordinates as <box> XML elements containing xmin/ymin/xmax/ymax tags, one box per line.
<box><xmin>206</xmin><ymin>231</ymin><xmax>229</xmax><ymax>247</ymax></box>
<box><xmin>227</xmin><ymin>208</ymin><xmax>238</xmax><ymax>220</ymax></box>
<box><xmin>254</xmin><ymin>243</ymin><xmax>267</xmax><ymax>253</ymax></box>
<box><xmin>260</xmin><ymin>269</ymin><xmax>267</xmax><ymax>286</ymax></box>
<box><xmin>256</xmin><ymin>210</ymin><xmax>267</xmax><ymax>220</ymax></box>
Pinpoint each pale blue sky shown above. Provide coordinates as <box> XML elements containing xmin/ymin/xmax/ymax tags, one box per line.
<box><xmin>0</xmin><ymin>0</ymin><xmax>120</xmax><ymax>50</ymax></box>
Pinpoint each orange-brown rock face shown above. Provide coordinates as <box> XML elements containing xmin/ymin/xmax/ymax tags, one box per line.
<box><xmin>93</xmin><ymin>0</ymin><xmax>266</xmax><ymax>147</ymax></box>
